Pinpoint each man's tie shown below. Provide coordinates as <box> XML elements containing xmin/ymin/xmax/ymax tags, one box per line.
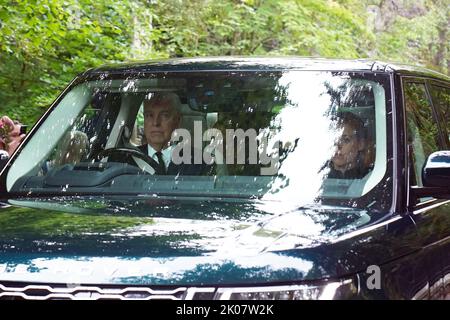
<box><xmin>155</xmin><ymin>151</ymin><xmax>167</xmax><ymax>175</ymax></box>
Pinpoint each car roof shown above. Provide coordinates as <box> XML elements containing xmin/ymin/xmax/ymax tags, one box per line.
<box><xmin>85</xmin><ymin>56</ymin><xmax>449</xmax><ymax>81</ymax></box>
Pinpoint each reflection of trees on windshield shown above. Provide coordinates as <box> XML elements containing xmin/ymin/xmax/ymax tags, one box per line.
<box><xmin>198</xmin><ymin>71</ymin><xmax>289</xmax><ymax>176</ymax></box>
<box><xmin>259</xmin><ymin>73</ymin><xmax>382</xmax><ymax>212</ymax></box>
<box><xmin>187</xmin><ymin>71</ymin><xmax>289</xmax><ymax>112</ymax></box>
<box><xmin>44</xmin><ymin>90</ymin><xmax>119</xmax><ymax>169</ymax></box>
<box><xmin>262</xmin><ymin>74</ymin><xmax>357</xmax><ymax>205</ymax></box>
<box><xmin>324</xmin><ymin>74</ymin><xmax>375</xmax><ymax>114</ymax></box>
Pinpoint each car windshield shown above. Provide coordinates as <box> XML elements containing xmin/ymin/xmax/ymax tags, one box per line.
<box><xmin>5</xmin><ymin>70</ymin><xmax>393</xmax><ymax>213</ymax></box>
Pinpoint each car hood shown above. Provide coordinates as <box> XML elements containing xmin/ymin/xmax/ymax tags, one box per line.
<box><xmin>0</xmin><ymin>195</ymin><xmax>374</xmax><ymax>285</ymax></box>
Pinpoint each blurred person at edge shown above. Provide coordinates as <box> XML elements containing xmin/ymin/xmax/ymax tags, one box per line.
<box><xmin>0</xmin><ymin>115</ymin><xmax>26</xmax><ymax>168</ymax></box>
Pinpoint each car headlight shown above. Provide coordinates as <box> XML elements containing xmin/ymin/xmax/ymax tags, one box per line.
<box><xmin>214</xmin><ymin>279</ymin><xmax>357</xmax><ymax>300</ymax></box>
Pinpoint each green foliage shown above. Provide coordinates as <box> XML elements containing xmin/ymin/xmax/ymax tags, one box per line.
<box><xmin>0</xmin><ymin>0</ymin><xmax>131</xmax><ymax>123</ymax></box>
<box><xmin>373</xmin><ymin>1</ymin><xmax>448</xmax><ymax>72</ymax></box>
<box><xmin>0</xmin><ymin>0</ymin><xmax>447</xmax><ymax>125</ymax></box>
<box><xmin>145</xmin><ymin>0</ymin><xmax>373</xmax><ymax>57</ymax></box>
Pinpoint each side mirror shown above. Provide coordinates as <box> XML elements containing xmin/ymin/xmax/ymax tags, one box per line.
<box><xmin>410</xmin><ymin>151</ymin><xmax>450</xmax><ymax>205</ymax></box>
<box><xmin>422</xmin><ymin>150</ymin><xmax>450</xmax><ymax>188</ymax></box>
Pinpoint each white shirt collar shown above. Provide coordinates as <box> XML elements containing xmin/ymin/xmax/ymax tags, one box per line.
<box><xmin>147</xmin><ymin>144</ymin><xmax>173</xmax><ymax>169</ymax></box>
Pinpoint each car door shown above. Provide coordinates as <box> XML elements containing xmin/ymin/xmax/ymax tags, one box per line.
<box><xmin>426</xmin><ymin>81</ymin><xmax>450</xmax><ymax>299</ymax></box>
<box><xmin>402</xmin><ymin>77</ymin><xmax>450</xmax><ymax>300</ymax></box>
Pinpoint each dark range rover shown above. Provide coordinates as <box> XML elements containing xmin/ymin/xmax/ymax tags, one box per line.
<box><xmin>0</xmin><ymin>57</ymin><xmax>449</xmax><ymax>300</ymax></box>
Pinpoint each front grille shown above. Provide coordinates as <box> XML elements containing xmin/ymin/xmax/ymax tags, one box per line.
<box><xmin>0</xmin><ymin>282</ymin><xmax>216</xmax><ymax>300</ymax></box>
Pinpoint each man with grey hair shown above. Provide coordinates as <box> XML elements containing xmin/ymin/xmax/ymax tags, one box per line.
<box><xmin>136</xmin><ymin>92</ymin><xmax>211</xmax><ymax>175</ymax></box>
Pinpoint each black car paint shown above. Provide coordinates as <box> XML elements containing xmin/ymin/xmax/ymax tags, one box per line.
<box><xmin>0</xmin><ymin>197</ymin><xmax>423</xmax><ymax>291</ymax></box>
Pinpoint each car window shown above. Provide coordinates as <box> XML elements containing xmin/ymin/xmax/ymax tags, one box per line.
<box><xmin>428</xmin><ymin>84</ymin><xmax>450</xmax><ymax>146</ymax></box>
<box><xmin>404</xmin><ymin>81</ymin><xmax>440</xmax><ymax>188</ymax></box>
<box><xmin>5</xmin><ymin>71</ymin><xmax>393</xmax><ymax>214</ymax></box>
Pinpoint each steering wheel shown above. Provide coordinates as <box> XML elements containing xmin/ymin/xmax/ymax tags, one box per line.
<box><xmin>94</xmin><ymin>147</ymin><xmax>159</xmax><ymax>172</ymax></box>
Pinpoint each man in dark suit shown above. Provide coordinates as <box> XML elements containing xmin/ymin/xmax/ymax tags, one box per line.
<box><xmin>133</xmin><ymin>92</ymin><xmax>212</xmax><ymax>176</ymax></box>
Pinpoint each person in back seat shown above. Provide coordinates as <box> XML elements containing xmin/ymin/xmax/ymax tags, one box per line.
<box><xmin>54</xmin><ymin>131</ymin><xmax>89</xmax><ymax>166</ymax></box>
